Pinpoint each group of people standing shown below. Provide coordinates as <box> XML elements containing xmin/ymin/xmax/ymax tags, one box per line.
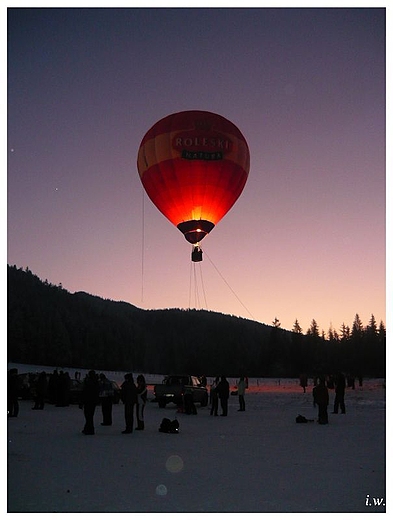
<box><xmin>80</xmin><ymin>371</ymin><xmax>147</xmax><ymax>435</ymax></box>
<box><xmin>7</xmin><ymin>368</ymin><xmax>72</xmax><ymax>415</ymax></box>
<box><xmin>47</xmin><ymin>370</ymin><xmax>72</xmax><ymax>406</ymax></box>
<box><xmin>209</xmin><ymin>376</ymin><xmax>247</xmax><ymax>416</ymax></box>
<box><xmin>119</xmin><ymin>373</ymin><xmax>147</xmax><ymax>433</ymax></box>
<box><xmin>312</xmin><ymin>372</ymin><xmax>346</xmax><ymax>425</ymax></box>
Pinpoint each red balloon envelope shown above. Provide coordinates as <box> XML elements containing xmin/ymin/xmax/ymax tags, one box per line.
<box><xmin>137</xmin><ymin>110</ymin><xmax>250</xmax><ymax>245</ymax></box>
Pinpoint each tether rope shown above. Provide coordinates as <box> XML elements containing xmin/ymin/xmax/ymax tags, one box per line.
<box><xmin>141</xmin><ymin>190</ymin><xmax>145</xmax><ymax>303</ymax></box>
<box><xmin>203</xmin><ymin>248</ymin><xmax>255</xmax><ymax>321</ymax></box>
<box><xmin>188</xmin><ymin>255</ymin><xmax>208</xmax><ymax>310</ymax></box>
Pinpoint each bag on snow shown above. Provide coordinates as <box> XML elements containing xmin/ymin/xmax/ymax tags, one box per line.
<box><xmin>296</xmin><ymin>414</ymin><xmax>314</xmax><ymax>423</ymax></box>
<box><xmin>159</xmin><ymin>418</ymin><xmax>179</xmax><ymax>433</ymax></box>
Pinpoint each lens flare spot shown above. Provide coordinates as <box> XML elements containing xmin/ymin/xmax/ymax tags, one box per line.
<box><xmin>155</xmin><ymin>484</ymin><xmax>168</xmax><ymax>496</ymax></box>
<box><xmin>165</xmin><ymin>454</ymin><xmax>184</xmax><ymax>473</ymax></box>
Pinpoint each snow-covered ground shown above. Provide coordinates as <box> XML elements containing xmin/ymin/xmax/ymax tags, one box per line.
<box><xmin>7</xmin><ymin>364</ymin><xmax>386</xmax><ymax>515</ymax></box>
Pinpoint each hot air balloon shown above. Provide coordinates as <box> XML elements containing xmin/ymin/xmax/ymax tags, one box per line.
<box><xmin>137</xmin><ymin>110</ymin><xmax>250</xmax><ymax>261</ymax></box>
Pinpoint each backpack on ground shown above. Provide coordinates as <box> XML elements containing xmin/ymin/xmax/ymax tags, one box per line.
<box><xmin>159</xmin><ymin>418</ymin><xmax>179</xmax><ymax>433</ymax></box>
<box><xmin>296</xmin><ymin>414</ymin><xmax>314</xmax><ymax>423</ymax></box>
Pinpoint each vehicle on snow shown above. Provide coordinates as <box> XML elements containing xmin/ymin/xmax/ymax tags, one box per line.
<box><xmin>153</xmin><ymin>374</ymin><xmax>208</xmax><ymax>408</ymax></box>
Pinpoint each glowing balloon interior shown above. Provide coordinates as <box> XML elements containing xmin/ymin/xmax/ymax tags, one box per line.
<box><xmin>137</xmin><ymin>110</ymin><xmax>250</xmax><ymax>260</ymax></box>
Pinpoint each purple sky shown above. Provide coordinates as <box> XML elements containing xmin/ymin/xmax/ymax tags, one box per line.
<box><xmin>7</xmin><ymin>7</ymin><xmax>386</xmax><ymax>335</ymax></box>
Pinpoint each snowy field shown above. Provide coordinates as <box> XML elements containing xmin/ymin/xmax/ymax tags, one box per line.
<box><xmin>7</xmin><ymin>364</ymin><xmax>386</xmax><ymax>515</ymax></box>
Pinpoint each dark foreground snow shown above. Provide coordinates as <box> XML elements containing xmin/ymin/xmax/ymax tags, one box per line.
<box><xmin>7</xmin><ymin>369</ymin><xmax>385</xmax><ymax>516</ymax></box>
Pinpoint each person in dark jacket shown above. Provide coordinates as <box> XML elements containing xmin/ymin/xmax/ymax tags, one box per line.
<box><xmin>313</xmin><ymin>377</ymin><xmax>329</xmax><ymax>424</ymax></box>
<box><xmin>47</xmin><ymin>369</ymin><xmax>59</xmax><ymax>404</ymax></box>
<box><xmin>8</xmin><ymin>368</ymin><xmax>20</xmax><ymax>417</ymax></box>
<box><xmin>135</xmin><ymin>374</ymin><xmax>147</xmax><ymax>430</ymax></box>
<box><xmin>216</xmin><ymin>376</ymin><xmax>230</xmax><ymax>416</ymax></box>
<box><xmin>210</xmin><ymin>377</ymin><xmax>219</xmax><ymax>416</ymax></box>
<box><xmin>333</xmin><ymin>372</ymin><xmax>346</xmax><ymax>414</ymax></box>
<box><xmin>99</xmin><ymin>373</ymin><xmax>114</xmax><ymax>426</ymax></box>
<box><xmin>183</xmin><ymin>386</ymin><xmax>197</xmax><ymax>415</ymax></box>
<box><xmin>121</xmin><ymin>373</ymin><xmax>137</xmax><ymax>434</ymax></box>
<box><xmin>299</xmin><ymin>373</ymin><xmax>308</xmax><ymax>393</ymax></box>
<box><xmin>237</xmin><ymin>376</ymin><xmax>246</xmax><ymax>411</ymax></box>
<box><xmin>56</xmin><ymin>371</ymin><xmax>71</xmax><ymax>407</ymax></box>
<box><xmin>32</xmin><ymin>371</ymin><xmax>48</xmax><ymax>410</ymax></box>
<box><xmin>80</xmin><ymin>370</ymin><xmax>100</xmax><ymax>435</ymax></box>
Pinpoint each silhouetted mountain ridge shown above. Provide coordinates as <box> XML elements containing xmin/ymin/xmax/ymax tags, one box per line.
<box><xmin>7</xmin><ymin>265</ymin><xmax>385</xmax><ymax>377</ymax></box>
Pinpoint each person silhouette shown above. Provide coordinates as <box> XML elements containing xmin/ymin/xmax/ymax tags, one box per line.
<box><xmin>333</xmin><ymin>372</ymin><xmax>346</xmax><ymax>414</ymax></box>
<box><xmin>313</xmin><ymin>377</ymin><xmax>329</xmax><ymax>425</ymax></box>
<box><xmin>237</xmin><ymin>376</ymin><xmax>246</xmax><ymax>411</ymax></box>
<box><xmin>80</xmin><ymin>370</ymin><xmax>100</xmax><ymax>435</ymax></box>
<box><xmin>120</xmin><ymin>373</ymin><xmax>137</xmax><ymax>434</ymax></box>
<box><xmin>136</xmin><ymin>374</ymin><xmax>147</xmax><ymax>430</ymax></box>
<box><xmin>32</xmin><ymin>371</ymin><xmax>47</xmax><ymax>410</ymax></box>
<box><xmin>210</xmin><ymin>377</ymin><xmax>219</xmax><ymax>416</ymax></box>
<box><xmin>216</xmin><ymin>376</ymin><xmax>230</xmax><ymax>416</ymax></box>
<box><xmin>99</xmin><ymin>373</ymin><xmax>114</xmax><ymax>426</ymax></box>
<box><xmin>8</xmin><ymin>368</ymin><xmax>20</xmax><ymax>418</ymax></box>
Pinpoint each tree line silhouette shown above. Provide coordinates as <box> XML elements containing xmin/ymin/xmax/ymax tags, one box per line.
<box><xmin>7</xmin><ymin>265</ymin><xmax>385</xmax><ymax>377</ymax></box>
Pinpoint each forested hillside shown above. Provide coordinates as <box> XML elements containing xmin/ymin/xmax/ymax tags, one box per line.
<box><xmin>7</xmin><ymin>265</ymin><xmax>385</xmax><ymax>377</ymax></box>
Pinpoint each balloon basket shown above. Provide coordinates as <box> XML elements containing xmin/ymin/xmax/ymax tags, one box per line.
<box><xmin>191</xmin><ymin>245</ymin><xmax>203</xmax><ymax>262</ymax></box>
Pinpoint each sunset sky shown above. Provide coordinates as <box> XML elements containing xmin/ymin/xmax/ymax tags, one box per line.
<box><xmin>7</xmin><ymin>7</ymin><xmax>386</xmax><ymax>335</ymax></box>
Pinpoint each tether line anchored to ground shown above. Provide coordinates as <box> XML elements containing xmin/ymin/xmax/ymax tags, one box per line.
<box><xmin>141</xmin><ymin>189</ymin><xmax>145</xmax><ymax>304</ymax></box>
<box><xmin>203</xmin><ymin>249</ymin><xmax>256</xmax><ymax>321</ymax></box>
<box><xmin>189</xmin><ymin>259</ymin><xmax>208</xmax><ymax>310</ymax></box>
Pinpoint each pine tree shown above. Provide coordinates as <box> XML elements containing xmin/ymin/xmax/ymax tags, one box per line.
<box><xmin>327</xmin><ymin>324</ymin><xmax>338</xmax><ymax>342</ymax></box>
<box><xmin>306</xmin><ymin>319</ymin><xmax>319</xmax><ymax>337</ymax></box>
<box><xmin>292</xmin><ymin>319</ymin><xmax>302</xmax><ymax>334</ymax></box>
<box><xmin>351</xmin><ymin>314</ymin><xmax>363</xmax><ymax>341</ymax></box>
<box><xmin>366</xmin><ymin>314</ymin><xmax>378</xmax><ymax>336</ymax></box>
<box><xmin>378</xmin><ymin>320</ymin><xmax>386</xmax><ymax>338</ymax></box>
<box><xmin>339</xmin><ymin>323</ymin><xmax>350</xmax><ymax>342</ymax></box>
<box><xmin>272</xmin><ymin>317</ymin><xmax>281</xmax><ymax>328</ymax></box>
